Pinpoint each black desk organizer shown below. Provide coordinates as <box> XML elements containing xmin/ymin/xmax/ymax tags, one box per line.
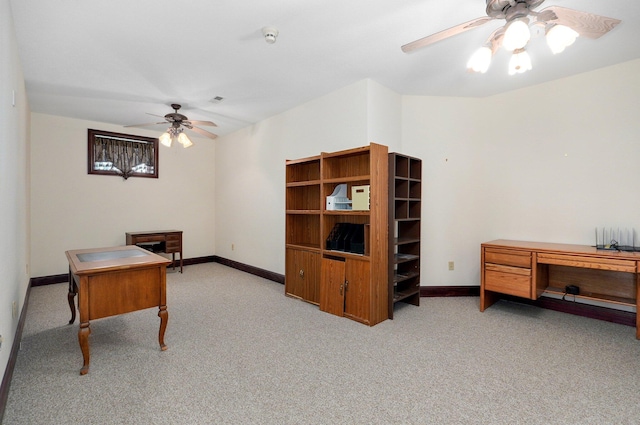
<box><xmin>326</xmin><ymin>223</ymin><xmax>365</xmax><ymax>255</ymax></box>
<box><xmin>594</xmin><ymin>228</ymin><xmax>640</xmax><ymax>252</ymax></box>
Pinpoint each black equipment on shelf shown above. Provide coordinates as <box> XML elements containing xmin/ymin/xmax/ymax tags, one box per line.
<box><xmin>326</xmin><ymin>223</ymin><xmax>365</xmax><ymax>255</ymax></box>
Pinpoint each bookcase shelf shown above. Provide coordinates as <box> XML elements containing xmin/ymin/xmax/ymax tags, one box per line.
<box><xmin>388</xmin><ymin>153</ymin><xmax>422</xmax><ymax>319</ymax></box>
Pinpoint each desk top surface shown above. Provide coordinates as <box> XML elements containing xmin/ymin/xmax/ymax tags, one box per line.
<box><xmin>483</xmin><ymin>239</ymin><xmax>640</xmax><ymax>260</ymax></box>
<box><xmin>66</xmin><ymin>245</ymin><xmax>171</xmax><ymax>275</ymax></box>
<box><xmin>125</xmin><ymin>230</ymin><xmax>182</xmax><ymax>236</ymax></box>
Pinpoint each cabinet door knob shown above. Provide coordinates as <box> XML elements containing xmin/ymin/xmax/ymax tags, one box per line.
<box><xmin>344</xmin><ymin>280</ymin><xmax>349</xmax><ymax>291</ymax></box>
<box><xmin>299</xmin><ymin>269</ymin><xmax>304</xmax><ymax>278</ymax></box>
<box><xmin>339</xmin><ymin>284</ymin><xmax>344</xmax><ymax>296</ymax></box>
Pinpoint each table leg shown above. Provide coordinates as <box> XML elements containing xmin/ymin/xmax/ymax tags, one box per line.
<box><xmin>158</xmin><ymin>306</ymin><xmax>168</xmax><ymax>351</ymax></box>
<box><xmin>68</xmin><ymin>270</ymin><xmax>77</xmax><ymax>324</ymax></box>
<box><xmin>78</xmin><ymin>322</ymin><xmax>91</xmax><ymax>375</ymax></box>
<box><xmin>636</xmin><ymin>274</ymin><xmax>640</xmax><ymax>339</ymax></box>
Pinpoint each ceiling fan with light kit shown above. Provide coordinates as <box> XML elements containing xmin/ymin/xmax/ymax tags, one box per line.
<box><xmin>125</xmin><ymin>103</ymin><xmax>218</xmax><ymax>148</ymax></box>
<box><xmin>402</xmin><ymin>0</ymin><xmax>621</xmax><ymax>75</ymax></box>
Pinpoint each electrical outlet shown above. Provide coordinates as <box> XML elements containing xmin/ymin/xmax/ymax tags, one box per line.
<box><xmin>232</xmin><ymin>244</ymin><xmax>235</xmax><ymax>251</ymax></box>
<box><xmin>448</xmin><ymin>261</ymin><xmax>454</xmax><ymax>271</ymax></box>
<box><xmin>12</xmin><ymin>301</ymin><xmax>18</xmax><ymax>319</ymax></box>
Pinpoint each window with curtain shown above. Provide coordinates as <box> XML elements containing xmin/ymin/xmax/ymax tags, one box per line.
<box><xmin>88</xmin><ymin>129</ymin><xmax>159</xmax><ymax>179</ymax></box>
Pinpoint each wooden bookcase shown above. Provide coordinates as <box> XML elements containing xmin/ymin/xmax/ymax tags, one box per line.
<box><xmin>285</xmin><ymin>143</ymin><xmax>389</xmax><ymax>326</ymax></box>
<box><xmin>388</xmin><ymin>153</ymin><xmax>421</xmax><ymax>318</ymax></box>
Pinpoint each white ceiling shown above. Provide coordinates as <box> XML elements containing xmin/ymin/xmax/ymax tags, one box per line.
<box><xmin>10</xmin><ymin>0</ymin><xmax>640</xmax><ymax>137</ymax></box>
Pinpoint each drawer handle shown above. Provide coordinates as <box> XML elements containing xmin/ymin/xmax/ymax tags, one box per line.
<box><xmin>299</xmin><ymin>269</ymin><xmax>304</xmax><ymax>278</ymax></box>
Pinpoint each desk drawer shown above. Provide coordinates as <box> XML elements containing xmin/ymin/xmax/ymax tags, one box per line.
<box><xmin>165</xmin><ymin>234</ymin><xmax>181</xmax><ymax>252</ymax></box>
<box><xmin>537</xmin><ymin>253</ymin><xmax>636</xmax><ymax>273</ymax></box>
<box><xmin>485</xmin><ymin>248</ymin><xmax>531</xmax><ymax>268</ymax></box>
<box><xmin>485</xmin><ymin>266</ymin><xmax>532</xmax><ymax>299</ymax></box>
<box><xmin>132</xmin><ymin>235</ymin><xmax>165</xmax><ymax>243</ymax></box>
<box><xmin>165</xmin><ymin>241</ymin><xmax>181</xmax><ymax>252</ymax></box>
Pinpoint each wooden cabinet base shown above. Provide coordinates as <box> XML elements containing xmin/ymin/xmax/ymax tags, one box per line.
<box><xmin>285</xmin><ymin>248</ymin><xmax>320</xmax><ymax>304</ymax></box>
<box><xmin>320</xmin><ymin>257</ymin><xmax>346</xmax><ymax>317</ymax></box>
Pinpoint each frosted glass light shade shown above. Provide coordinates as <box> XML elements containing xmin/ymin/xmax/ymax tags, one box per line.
<box><xmin>508</xmin><ymin>49</ymin><xmax>532</xmax><ymax>75</ymax></box>
<box><xmin>546</xmin><ymin>25</ymin><xmax>579</xmax><ymax>54</ymax></box>
<box><xmin>178</xmin><ymin>132</ymin><xmax>193</xmax><ymax>148</ymax></box>
<box><xmin>503</xmin><ymin>19</ymin><xmax>531</xmax><ymax>51</ymax></box>
<box><xmin>467</xmin><ymin>47</ymin><xmax>492</xmax><ymax>73</ymax></box>
<box><xmin>159</xmin><ymin>132</ymin><xmax>172</xmax><ymax>147</ymax></box>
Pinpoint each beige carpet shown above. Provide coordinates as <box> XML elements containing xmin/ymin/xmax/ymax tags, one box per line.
<box><xmin>4</xmin><ymin>263</ymin><xmax>640</xmax><ymax>424</ymax></box>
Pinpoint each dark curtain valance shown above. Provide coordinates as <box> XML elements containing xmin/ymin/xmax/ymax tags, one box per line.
<box><xmin>93</xmin><ymin>136</ymin><xmax>155</xmax><ymax>179</ymax></box>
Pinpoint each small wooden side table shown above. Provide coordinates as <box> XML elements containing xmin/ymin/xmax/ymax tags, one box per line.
<box><xmin>126</xmin><ymin>230</ymin><xmax>183</xmax><ymax>273</ymax></box>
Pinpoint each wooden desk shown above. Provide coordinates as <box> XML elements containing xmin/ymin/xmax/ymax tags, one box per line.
<box><xmin>126</xmin><ymin>230</ymin><xmax>183</xmax><ymax>273</ymax></box>
<box><xmin>66</xmin><ymin>245</ymin><xmax>172</xmax><ymax>375</ymax></box>
<box><xmin>480</xmin><ymin>240</ymin><xmax>640</xmax><ymax>339</ymax></box>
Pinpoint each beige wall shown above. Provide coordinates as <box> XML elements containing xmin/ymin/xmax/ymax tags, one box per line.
<box><xmin>28</xmin><ymin>78</ymin><xmax>403</xmax><ymax>279</ymax></box>
<box><xmin>30</xmin><ymin>114</ymin><xmax>216</xmax><ymax>277</ymax></box>
<box><xmin>404</xmin><ymin>58</ymin><xmax>640</xmax><ymax>288</ymax></box>
<box><xmin>213</xmin><ymin>60</ymin><xmax>640</xmax><ymax>289</ymax></box>
<box><xmin>1</xmin><ymin>0</ymin><xmax>30</xmax><ymax>387</ymax></box>
<box><xmin>214</xmin><ymin>79</ymin><xmax>401</xmax><ymax>273</ymax></box>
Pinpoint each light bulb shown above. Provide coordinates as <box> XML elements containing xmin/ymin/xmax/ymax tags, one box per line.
<box><xmin>178</xmin><ymin>132</ymin><xmax>193</xmax><ymax>148</ymax></box>
<box><xmin>508</xmin><ymin>49</ymin><xmax>532</xmax><ymax>75</ymax></box>
<box><xmin>503</xmin><ymin>19</ymin><xmax>531</xmax><ymax>52</ymax></box>
<box><xmin>546</xmin><ymin>25</ymin><xmax>579</xmax><ymax>54</ymax></box>
<box><xmin>467</xmin><ymin>47</ymin><xmax>492</xmax><ymax>73</ymax></box>
<box><xmin>159</xmin><ymin>132</ymin><xmax>172</xmax><ymax>147</ymax></box>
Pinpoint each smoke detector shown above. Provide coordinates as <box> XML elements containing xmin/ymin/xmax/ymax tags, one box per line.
<box><xmin>262</xmin><ymin>27</ymin><xmax>279</xmax><ymax>44</ymax></box>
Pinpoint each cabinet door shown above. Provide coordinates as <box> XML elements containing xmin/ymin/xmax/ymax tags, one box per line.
<box><xmin>285</xmin><ymin>248</ymin><xmax>304</xmax><ymax>299</ymax></box>
<box><xmin>320</xmin><ymin>258</ymin><xmax>346</xmax><ymax>317</ymax></box>
<box><xmin>302</xmin><ymin>251</ymin><xmax>320</xmax><ymax>303</ymax></box>
<box><xmin>285</xmin><ymin>248</ymin><xmax>320</xmax><ymax>303</ymax></box>
<box><xmin>344</xmin><ymin>259</ymin><xmax>371</xmax><ymax>323</ymax></box>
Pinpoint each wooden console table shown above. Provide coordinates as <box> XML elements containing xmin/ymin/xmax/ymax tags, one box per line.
<box><xmin>66</xmin><ymin>245</ymin><xmax>171</xmax><ymax>375</ymax></box>
<box><xmin>126</xmin><ymin>230</ymin><xmax>183</xmax><ymax>273</ymax></box>
<box><xmin>481</xmin><ymin>240</ymin><xmax>640</xmax><ymax>339</ymax></box>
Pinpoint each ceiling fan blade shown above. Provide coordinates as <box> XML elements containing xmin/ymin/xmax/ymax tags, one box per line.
<box><xmin>145</xmin><ymin>113</ymin><xmax>168</xmax><ymax>119</ymax></box>
<box><xmin>187</xmin><ymin>126</ymin><xmax>218</xmax><ymax>139</ymax></box>
<box><xmin>401</xmin><ymin>16</ymin><xmax>495</xmax><ymax>53</ymax></box>
<box><xmin>540</xmin><ymin>6</ymin><xmax>621</xmax><ymax>39</ymax></box>
<box><xmin>124</xmin><ymin>121</ymin><xmax>167</xmax><ymax>128</ymax></box>
<box><xmin>532</xmin><ymin>9</ymin><xmax>557</xmax><ymax>24</ymax></box>
<box><xmin>185</xmin><ymin>119</ymin><xmax>218</xmax><ymax>127</ymax></box>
